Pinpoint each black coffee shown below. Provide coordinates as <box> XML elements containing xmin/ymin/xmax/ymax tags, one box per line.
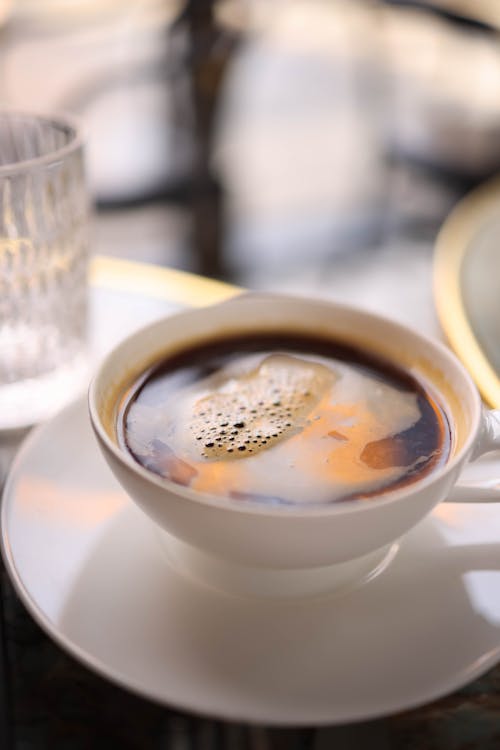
<box><xmin>117</xmin><ymin>333</ymin><xmax>451</xmax><ymax>506</ymax></box>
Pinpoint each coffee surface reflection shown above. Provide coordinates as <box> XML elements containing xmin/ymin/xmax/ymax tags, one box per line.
<box><xmin>118</xmin><ymin>333</ymin><xmax>451</xmax><ymax>505</ymax></box>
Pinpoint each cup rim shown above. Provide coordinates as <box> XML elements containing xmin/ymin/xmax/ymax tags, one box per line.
<box><xmin>0</xmin><ymin>109</ymin><xmax>83</xmax><ymax>177</ymax></box>
<box><xmin>88</xmin><ymin>293</ymin><xmax>483</xmax><ymax>519</ymax></box>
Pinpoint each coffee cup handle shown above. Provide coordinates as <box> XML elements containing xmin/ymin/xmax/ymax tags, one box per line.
<box><xmin>445</xmin><ymin>408</ymin><xmax>500</xmax><ymax>503</ymax></box>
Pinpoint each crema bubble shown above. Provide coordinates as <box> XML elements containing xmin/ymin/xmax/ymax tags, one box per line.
<box><xmin>118</xmin><ymin>333</ymin><xmax>451</xmax><ymax>506</ymax></box>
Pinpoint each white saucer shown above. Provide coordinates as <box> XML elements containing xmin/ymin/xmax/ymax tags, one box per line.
<box><xmin>2</xmin><ymin>397</ymin><xmax>500</xmax><ymax>726</ymax></box>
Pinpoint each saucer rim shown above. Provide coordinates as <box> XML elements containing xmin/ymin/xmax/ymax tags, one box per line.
<box><xmin>2</xmin><ymin>395</ymin><xmax>500</xmax><ymax>726</ymax></box>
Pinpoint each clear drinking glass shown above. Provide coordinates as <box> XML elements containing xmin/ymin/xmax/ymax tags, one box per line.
<box><xmin>0</xmin><ymin>111</ymin><xmax>89</xmax><ymax>430</ymax></box>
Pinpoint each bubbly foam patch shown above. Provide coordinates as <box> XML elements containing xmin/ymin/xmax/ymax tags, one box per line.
<box><xmin>189</xmin><ymin>354</ymin><xmax>336</xmax><ymax>459</ymax></box>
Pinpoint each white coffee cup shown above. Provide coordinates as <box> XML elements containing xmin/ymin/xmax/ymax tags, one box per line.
<box><xmin>89</xmin><ymin>294</ymin><xmax>500</xmax><ymax>597</ymax></box>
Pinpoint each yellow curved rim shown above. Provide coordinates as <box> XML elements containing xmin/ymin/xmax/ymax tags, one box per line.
<box><xmin>89</xmin><ymin>255</ymin><xmax>240</xmax><ymax>308</ymax></box>
<box><xmin>434</xmin><ymin>176</ymin><xmax>500</xmax><ymax>408</ymax></box>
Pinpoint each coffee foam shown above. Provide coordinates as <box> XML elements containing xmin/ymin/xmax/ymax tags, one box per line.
<box><xmin>123</xmin><ymin>345</ymin><xmax>447</xmax><ymax>505</ymax></box>
<box><xmin>189</xmin><ymin>354</ymin><xmax>335</xmax><ymax>459</ymax></box>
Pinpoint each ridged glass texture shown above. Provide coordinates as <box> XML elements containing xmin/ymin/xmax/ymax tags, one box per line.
<box><xmin>0</xmin><ymin>112</ymin><xmax>89</xmax><ymax>429</ymax></box>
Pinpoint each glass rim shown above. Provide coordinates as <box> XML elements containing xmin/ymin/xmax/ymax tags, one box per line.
<box><xmin>0</xmin><ymin>109</ymin><xmax>84</xmax><ymax>177</ymax></box>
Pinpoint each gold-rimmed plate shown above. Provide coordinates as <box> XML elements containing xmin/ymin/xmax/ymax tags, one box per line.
<box><xmin>434</xmin><ymin>176</ymin><xmax>500</xmax><ymax>408</ymax></box>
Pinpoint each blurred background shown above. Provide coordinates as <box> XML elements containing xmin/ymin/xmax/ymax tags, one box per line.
<box><xmin>2</xmin><ymin>0</ymin><xmax>500</xmax><ymax>297</ymax></box>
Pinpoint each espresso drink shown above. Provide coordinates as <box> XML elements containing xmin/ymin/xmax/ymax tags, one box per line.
<box><xmin>118</xmin><ymin>333</ymin><xmax>451</xmax><ymax>506</ymax></box>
